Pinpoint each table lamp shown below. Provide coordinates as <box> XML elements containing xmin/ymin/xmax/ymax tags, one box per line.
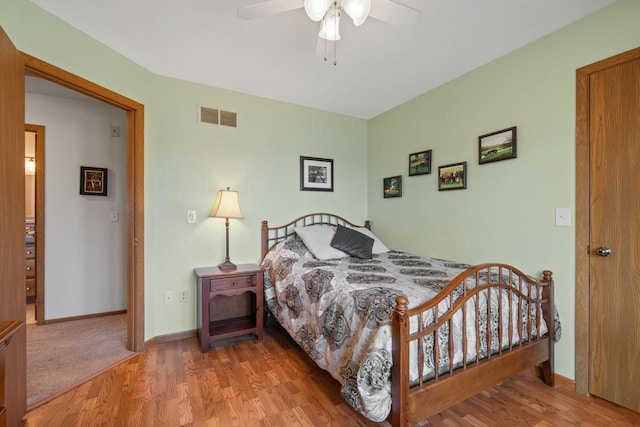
<box><xmin>210</xmin><ymin>187</ymin><xmax>243</xmax><ymax>270</ymax></box>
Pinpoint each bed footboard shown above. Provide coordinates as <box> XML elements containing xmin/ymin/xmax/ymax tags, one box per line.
<box><xmin>391</xmin><ymin>264</ymin><xmax>554</xmax><ymax>427</ymax></box>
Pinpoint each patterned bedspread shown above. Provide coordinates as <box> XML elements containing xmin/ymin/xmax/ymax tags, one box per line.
<box><xmin>262</xmin><ymin>239</ymin><xmax>559</xmax><ymax>422</ymax></box>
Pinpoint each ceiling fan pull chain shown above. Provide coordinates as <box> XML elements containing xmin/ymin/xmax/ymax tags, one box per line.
<box><xmin>324</xmin><ymin>34</ymin><xmax>328</xmax><ymax>62</ymax></box>
<box><xmin>333</xmin><ymin>6</ymin><xmax>338</xmax><ymax>65</ymax></box>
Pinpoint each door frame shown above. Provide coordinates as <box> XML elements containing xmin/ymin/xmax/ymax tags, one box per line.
<box><xmin>22</xmin><ymin>52</ymin><xmax>146</xmax><ymax>352</ymax></box>
<box><xmin>575</xmin><ymin>46</ymin><xmax>640</xmax><ymax>395</ymax></box>
<box><xmin>25</xmin><ymin>123</ymin><xmax>45</xmax><ymax>324</ymax></box>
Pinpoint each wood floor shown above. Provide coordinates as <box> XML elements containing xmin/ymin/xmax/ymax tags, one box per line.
<box><xmin>23</xmin><ymin>325</ymin><xmax>640</xmax><ymax>426</ymax></box>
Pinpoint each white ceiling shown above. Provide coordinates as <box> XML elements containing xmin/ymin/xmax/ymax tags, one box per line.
<box><xmin>25</xmin><ymin>75</ymin><xmax>100</xmax><ymax>103</ymax></box>
<box><xmin>28</xmin><ymin>0</ymin><xmax>616</xmax><ymax>119</ymax></box>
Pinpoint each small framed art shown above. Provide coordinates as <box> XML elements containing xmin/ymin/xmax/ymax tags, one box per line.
<box><xmin>383</xmin><ymin>176</ymin><xmax>402</xmax><ymax>198</ymax></box>
<box><xmin>438</xmin><ymin>162</ymin><xmax>467</xmax><ymax>191</ymax></box>
<box><xmin>300</xmin><ymin>156</ymin><xmax>333</xmax><ymax>191</ymax></box>
<box><xmin>409</xmin><ymin>150</ymin><xmax>432</xmax><ymax>176</ymax></box>
<box><xmin>479</xmin><ymin>126</ymin><xmax>517</xmax><ymax>164</ymax></box>
<box><xmin>80</xmin><ymin>166</ymin><xmax>108</xmax><ymax>196</ymax></box>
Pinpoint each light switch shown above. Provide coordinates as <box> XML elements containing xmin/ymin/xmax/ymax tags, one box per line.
<box><xmin>555</xmin><ymin>208</ymin><xmax>570</xmax><ymax>227</ymax></box>
<box><xmin>110</xmin><ymin>211</ymin><xmax>120</xmax><ymax>222</ymax></box>
<box><xmin>187</xmin><ymin>210</ymin><xmax>197</xmax><ymax>224</ymax></box>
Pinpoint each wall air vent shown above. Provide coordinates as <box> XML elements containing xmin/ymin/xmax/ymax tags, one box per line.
<box><xmin>199</xmin><ymin>106</ymin><xmax>238</xmax><ymax>128</ymax></box>
<box><xmin>199</xmin><ymin>106</ymin><xmax>219</xmax><ymax>125</ymax></box>
<box><xmin>220</xmin><ymin>110</ymin><xmax>237</xmax><ymax>128</ymax></box>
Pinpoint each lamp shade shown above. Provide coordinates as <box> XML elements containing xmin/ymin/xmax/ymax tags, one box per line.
<box><xmin>319</xmin><ymin>7</ymin><xmax>341</xmax><ymax>41</ymax></box>
<box><xmin>343</xmin><ymin>0</ymin><xmax>370</xmax><ymax>26</ymax></box>
<box><xmin>210</xmin><ymin>188</ymin><xmax>243</xmax><ymax>219</ymax></box>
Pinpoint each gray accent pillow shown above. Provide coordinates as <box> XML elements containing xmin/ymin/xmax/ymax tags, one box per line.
<box><xmin>330</xmin><ymin>224</ymin><xmax>374</xmax><ymax>259</ymax></box>
<box><xmin>347</xmin><ymin>225</ymin><xmax>390</xmax><ymax>254</ymax></box>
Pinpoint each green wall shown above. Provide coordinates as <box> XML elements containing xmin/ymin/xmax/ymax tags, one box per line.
<box><xmin>1</xmin><ymin>0</ymin><xmax>367</xmax><ymax>340</ymax></box>
<box><xmin>4</xmin><ymin>0</ymin><xmax>640</xmax><ymax>382</ymax></box>
<box><xmin>145</xmin><ymin>77</ymin><xmax>367</xmax><ymax>336</ymax></box>
<box><xmin>367</xmin><ymin>0</ymin><xmax>640</xmax><ymax>379</ymax></box>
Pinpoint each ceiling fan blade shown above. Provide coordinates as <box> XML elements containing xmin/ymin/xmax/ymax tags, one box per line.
<box><xmin>237</xmin><ymin>0</ymin><xmax>303</xmax><ymax>19</ymax></box>
<box><xmin>369</xmin><ymin>0</ymin><xmax>421</xmax><ymax>26</ymax></box>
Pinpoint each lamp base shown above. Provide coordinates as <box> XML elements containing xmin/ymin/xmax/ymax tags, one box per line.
<box><xmin>218</xmin><ymin>260</ymin><xmax>237</xmax><ymax>271</ymax></box>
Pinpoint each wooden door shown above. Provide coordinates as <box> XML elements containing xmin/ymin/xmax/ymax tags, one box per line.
<box><xmin>588</xmin><ymin>54</ymin><xmax>640</xmax><ymax>412</ymax></box>
<box><xmin>0</xmin><ymin>25</ymin><xmax>27</xmax><ymax>424</ymax></box>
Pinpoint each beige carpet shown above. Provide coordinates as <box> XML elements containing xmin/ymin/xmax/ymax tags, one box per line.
<box><xmin>27</xmin><ymin>314</ymin><xmax>134</xmax><ymax>406</ymax></box>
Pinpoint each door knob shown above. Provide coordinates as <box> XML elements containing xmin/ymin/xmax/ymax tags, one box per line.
<box><xmin>596</xmin><ymin>247</ymin><xmax>612</xmax><ymax>257</ymax></box>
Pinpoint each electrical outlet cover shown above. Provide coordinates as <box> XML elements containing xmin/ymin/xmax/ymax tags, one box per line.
<box><xmin>164</xmin><ymin>291</ymin><xmax>174</xmax><ymax>304</ymax></box>
<box><xmin>179</xmin><ymin>290</ymin><xmax>188</xmax><ymax>303</ymax></box>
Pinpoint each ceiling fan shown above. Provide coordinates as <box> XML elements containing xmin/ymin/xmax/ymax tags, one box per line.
<box><xmin>237</xmin><ymin>0</ymin><xmax>421</xmax><ymax>63</ymax></box>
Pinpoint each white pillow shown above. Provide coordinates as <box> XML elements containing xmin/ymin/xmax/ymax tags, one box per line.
<box><xmin>348</xmin><ymin>226</ymin><xmax>390</xmax><ymax>254</ymax></box>
<box><xmin>294</xmin><ymin>225</ymin><xmax>347</xmax><ymax>260</ymax></box>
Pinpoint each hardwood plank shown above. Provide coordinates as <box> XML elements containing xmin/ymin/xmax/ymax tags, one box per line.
<box><xmin>23</xmin><ymin>326</ymin><xmax>640</xmax><ymax>426</ymax></box>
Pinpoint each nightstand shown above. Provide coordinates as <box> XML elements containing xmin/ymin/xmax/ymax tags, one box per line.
<box><xmin>194</xmin><ymin>263</ymin><xmax>263</xmax><ymax>352</ymax></box>
<box><xmin>25</xmin><ymin>244</ymin><xmax>36</xmax><ymax>304</ymax></box>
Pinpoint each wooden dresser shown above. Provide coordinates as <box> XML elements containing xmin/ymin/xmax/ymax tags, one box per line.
<box><xmin>0</xmin><ymin>320</ymin><xmax>24</xmax><ymax>427</ymax></box>
<box><xmin>25</xmin><ymin>244</ymin><xmax>35</xmax><ymax>303</ymax></box>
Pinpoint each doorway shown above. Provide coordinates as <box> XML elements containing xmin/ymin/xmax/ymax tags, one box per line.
<box><xmin>575</xmin><ymin>46</ymin><xmax>640</xmax><ymax>412</ymax></box>
<box><xmin>22</xmin><ymin>52</ymin><xmax>145</xmax><ymax>352</ymax></box>
<box><xmin>25</xmin><ymin>124</ymin><xmax>44</xmax><ymax>325</ymax></box>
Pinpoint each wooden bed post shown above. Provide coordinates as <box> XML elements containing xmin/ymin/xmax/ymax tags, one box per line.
<box><xmin>391</xmin><ymin>296</ymin><xmax>410</xmax><ymax>427</ymax></box>
<box><xmin>540</xmin><ymin>270</ymin><xmax>555</xmax><ymax>387</ymax></box>
<box><xmin>261</xmin><ymin>220</ymin><xmax>269</xmax><ymax>260</ymax></box>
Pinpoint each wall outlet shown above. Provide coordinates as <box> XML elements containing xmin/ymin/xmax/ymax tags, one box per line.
<box><xmin>164</xmin><ymin>291</ymin><xmax>174</xmax><ymax>304</ymax></box>
<box><xmin>179</xmin><ymin>290</ymin><xmax>188</xmax><ymax>303</ymax></box>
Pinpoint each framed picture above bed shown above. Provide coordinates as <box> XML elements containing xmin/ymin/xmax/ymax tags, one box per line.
<box><xmin>79</xmin><ymin>166</ymin><xmax>108</xmax><ymax>196</ymax></box>
<box><xmin>383</xmin><ymin>175</ymin><xmax>402</xmax><ymax>198</ymax></box>
<box><xmin>479</xmin><ymin>126</ymin><xmax>517</xmax><ymax>164</ymax></box>
<box><xmin>438</xmin><ymin>162</ymin><xmax>467</xmax><ymax>191</ymax></box>
<box><xmin>300</xmin><ymin>156</ymin><xmax>333</xmax><ymax>192</ymax></box>
<box><xmin>408</xmin><ymin>149</ymin><xmax>432</xmax><ymax>176</ymax></box>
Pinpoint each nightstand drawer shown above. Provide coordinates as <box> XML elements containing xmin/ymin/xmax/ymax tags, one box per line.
<box><xmin>209</xmin><ymin>275</ymin><xmax>255</xmax><ymax>292</ymax></box>
<box><xmin>25</xmin><ymin>245</ymin><xmax>36</xmax><ymax>259</ymax></box>
<box><xmin>25</xmin><ymin>259</ymin><xmax>35</xmax><ymax>278</ymax></box>
<box><xmin>26</xmin><ymin>279</ymin><xmax>36</xmax><ymax>297</ymax></box>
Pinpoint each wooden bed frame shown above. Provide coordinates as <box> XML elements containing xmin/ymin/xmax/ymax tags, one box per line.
<box><xmin>261</xmin><ymin>213</ymin><xmax>555</xmax><ymax>427</ymax></box>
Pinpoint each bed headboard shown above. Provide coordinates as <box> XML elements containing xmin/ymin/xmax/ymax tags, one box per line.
<box><xmin>261</xmin><ymin>213</ymin><xmax>370</xmax><ymax>260</ymax></box>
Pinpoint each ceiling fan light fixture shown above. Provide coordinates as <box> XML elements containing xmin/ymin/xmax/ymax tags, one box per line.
<box><xmin>343</xmin><ymin>0</ymin><xmax>371</xmax><ymax>26</ymax></box>
<box><xmin>304</xmin><ymin>0</ymin><xmax>331</xmax><ymax>21</ymax></box>
<box><xmin>319</xmin><ymin>7</ymin><xmax>341</xmax><ymax>41</ymax></box>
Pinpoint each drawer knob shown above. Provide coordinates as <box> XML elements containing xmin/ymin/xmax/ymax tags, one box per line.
<box><xmin>27</xmin><ymin>251</ymin><xmax>32</xmax><ymax>255</ymax></box>
<box><xmin>26</xmin><ymin>287</ymin><xmax>31</xmax><ymax>291</ymax></box>
<box><xmin>26</xmin><ymin>266</ymin><xmax>32</xmax><ymax>270</ymax></box>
